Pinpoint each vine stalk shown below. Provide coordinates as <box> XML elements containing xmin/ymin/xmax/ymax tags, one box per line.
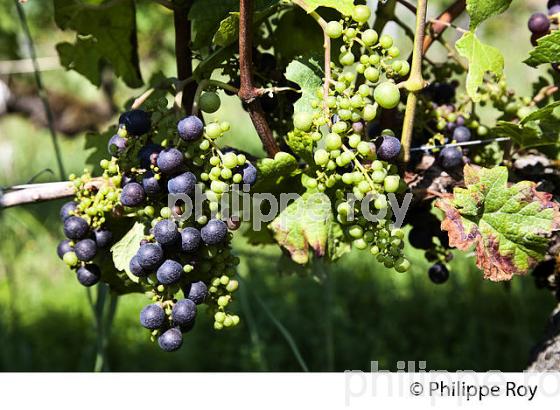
<box><xmin>400</xmin><ymin>0</ymin><xmax>428</xmax><ymax>163</ymax></box>
<box><xmin>238</xmin><ymin>0</ymin><xmax>280</xmax><ymax>157</ymax></box>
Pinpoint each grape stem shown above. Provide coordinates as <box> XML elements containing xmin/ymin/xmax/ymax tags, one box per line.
<box><xmin>238</xmin><ymin>0</ymin><xmax>280</xmax><ymax>157</ymax></box>
<box><xmin>422</xmin><ymin>0</ymin><xmax>466</xmax><ymax>54</ymax></box>
<box><xmin>174</xmin><ymin>0</ymin><xmax>197</xmax><ymax>112</ymax></box>
<box><xmin>399</xmin><ymin>0</ymin><xmax>428</xmax><ymax>164</ymax></box>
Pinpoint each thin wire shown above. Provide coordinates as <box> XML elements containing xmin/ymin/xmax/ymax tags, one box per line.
<box><xmin>14</xmin><ymin>1</ymin><xmax>66</xmax><ymax>180</ymax></box>
<box><xmin>410</xmin><ymin>137</ymin><xmax>511</xmax><ymax>152</ymax></box>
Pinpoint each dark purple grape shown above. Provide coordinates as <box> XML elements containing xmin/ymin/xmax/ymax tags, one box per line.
<box><xmin>453</xmin><ymin>126</ymin><xmax>471</xmax><ymax>143</ymax></box>
<box><xmin>74</xmin><ymin>238</ymin><xmax>97</xmax><ymax>261</ymax></box>
<box><xmin>172</xmin><ymin>299</ymin><xmax>197</xmax><ymax>325</ymax></box>
<box><xmin>185</xmin><ymin>281</ymin><xmax>208</xmax><ymax>304</ymax></box>
<box><xmin>177</xmin><ymin>116</ymin><xmax>204</xmax><ymax>141</ymax></box>
<box><xmin>181</xmin><ymin>227</ymin><xmax>202</xmax><ymax>252</ymax></box>
<box><xmin>157</xmin><ymin>148</ymin><xmax>184</xmax><ymax>175</ymax></box>
<box><xmin>375</xmin><ymin>135</ymin><xmax>401</xmax><ymax>162</ymax></box>
<box><xmin>59</xmin><ymin>201</ymin><xmax>77</xmax><ymax>221</ymax></box>
<box><xmin>242</xmin><ymin>162</ymin><xmax>257</xmax><ymax>186</ymax></box>
<box><xmin>153</xmin><ymin>220</ymin><xmax>181</xmax><ymax>247</ymax></box>
<box><xmin>76</xmin><ymin>264</ymin><xmax>101</xmax><ymax>287</ymax></box>
<box><xmin>549</xmin><ymin>5</ymin><xmax>560</xmax><ymax>15</ymax></box>
<box><xmin>140</xmin><ymin>304</ymin><xmax>165</xmax><ymax>329</ymax></box>
<box><xmin>142</xmin><ymin>171</ymin><xmax>162</xmax><ymax>196</ymax></box>
<box><xmin>108</xmin><ymin>135</ymin><xmax>127</xmax><ymax>156</ymax></box>
<box><xmin>201</xmin><ymin>219</ymin><xmax>228</xmax><ymax>245</ymax></box>
<box><xmin>94</xmin><ymin>229</ymin><xmax>112</xmax><ymax>248</ymax></box>
<box><xmin>158</xmin><ymin>328</ymin><xmax>183</xmax><ymax>352</ymax></box>
<box><xmin>167</xmin><ymin>172</ymin><xmax>196</xmax><ymax>196</ymax></box>
<box><xmin>63</xmin><ymin>216</ymin><xmax>89</xmax><ymax>240</ymax></box>
<box><xmin>136</xmin><ymin>243</ymin><xmax>164</xmax><ymax>271</ymax></box>
<box><xmin>138</xmin><ymin>143</ymin><xmax>162</xmax><ymax>169</ymax></box>
<box><xmin>129</xmin><ymin>255</ymin><xmax>148</xmax><ymax>277</ymax></box>
<box><xmin>428</xmin><ymin>262</ymin><xmax>449</xmax><ymax>284</ymax></box>
<box><xmin>408</xmin><ymin>228</ymin><xmax>432</xmax><ymax>250</ymax></box>
<box><xmin>528</xmin><ymin>13</ymin><xmax>550</xmax><ymax>34</ymax></box>
<box><xmin>119</xmin><ymin>109</ymin><xmax>151</xmax><ymax>136</ymax></box>
<box><xmin>156</xmin><ymin>259</ymin><xmax>183</xmax><ymax>285</ymax></box>
<box><xmin>120</xmin><ymin>182</ymin><xmax>146</xmax><ymax>207</ymax></box>
<box><xmin>439</xmin><ymin>146</ymin><xmax>463</xmax><ymax>170</ymax></box>
<box><xmin>352</xmin><ymin>121</ymin><xmax>364</xmax><ymax>134</ymax></box>
<box><xmin>57</xmin><ymin>239</ymin><xmax>74</xmax><ymax>259</ymax></box>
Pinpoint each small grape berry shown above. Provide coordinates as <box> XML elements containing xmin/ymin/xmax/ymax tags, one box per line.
<box><xmin>63</xmin><ymin>216</ymin><xmax>90</xmax><ymax>240</ymax></box>
<box><xmin>375</xmin><ymin>135</ymin><xmax>401</xmax><ymax>161</ymax></box>
<box><xmin>140</xmin><ymin>304</ymin><xmax>165</xmax><ymax>329</ymax></box>
<box><xmin>136</xmin><ymin>243</ymin><xmax>164</xmax><ymax>270</ymax></box>
<box><xmin>181</xmin><ymin>227</ymin><xmax>202</xmax><ymax>252</ymax></box>
<box><xmin>201</xmin><ymin>219</ymin><xmax>228</xmax><ymax>245</ymax></box>
<box><xmin>153</xmin><ymin>220</ymin><xmax>181</xmax><ymax>247</ymax></box>
<box><xmin>77</xmin><ymin>264</ymin><xmax>101</xmax><ymax>287</ymax></box>
<box><xmin>74</xmin><ymin>238</ymin><xmax>97</xmax><ymax>261</ymax></box>
<box><xmin>156</xmin><ymin>259</ymin><xmax>183</xmax><ymax>285</ymax></box>
<box><xmin>172</xmin><ymin>299</ymin><xmax>197</xmax><ymax>326</ymax></box>
<box><xmin>178</xmin><ymin>116</ymin><xmax>204</xmax><ymax>141</ymax></box>
<box><xmin>428</xmin><ymin>262</ymin><xmax>449</xmax><ymax>284</ymax></box>
<box><xmin>157</xmin><ymin>148</ymin><xmax>184</xmax><ymax>175</ymax></box>
<box><xmin>158</xmin><ymin>328</ymin><xmax>183</xmax><ymax>352</ymax></box>
<box><xmin>185</xmin><ymin>281</ymin><xmax>208</xmax><ymax>305</ymax></box>
<box><xmin>120</xmin><ymin>182</ymin><xmax>146</xmax><ymax>207</ymax></box>
<box><xmin>119</xmin><ymin>109</ymin><xmax>151</xmax><ymax>136</ymax></box>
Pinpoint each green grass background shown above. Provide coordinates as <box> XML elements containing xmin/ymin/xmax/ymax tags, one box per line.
<box><xmin>0</xmin><ymin>0</ymin><xmax>557</xmax><ymax>371</ymax></box>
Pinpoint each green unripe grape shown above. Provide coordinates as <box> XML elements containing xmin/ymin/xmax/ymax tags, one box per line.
<box><xmin>306</xmin><ymin>178</ymin><xmax>318</xmax><ymax>189</ymax></box>
<box><xmin>220</xmin><ymin>168</ymin><xmax>232</xmax><ymax>179</ymax></box>
<box><xmin>231</xmin><ymin>315</ymin><xmax>240</xmax><ymax>326</ymax></box>
<box><xmin>209</xmin><ymin>156</ymin><xmax>220</xmax><ymax>166</ymax></box>
<box><xmin>332</xmin><ymin>121</ymin><xmax>348</xmax><ymax>134</ymax></box>
<box><xmin>220</xmin><ymin>122</ymin><xmax>231</xmax><ymax>132</ymax></box>
<box><xmin>232</xmin><ymin>173</ymin><xmax>242</xmax><ymax>184</ymax></box>
<box><xmin>352</xmin><ymin>172</ymin><xmax>364</xmax><ymax>183</ymax></box>
<box><xmin>199</xmin><ymin>139</ymin><xmax>210</xmax><ymax>151</ymax></box>
<box><xmin>326</xmin><ymin>21</ymin><xmax>344</xmax><ymax>38</ymax></box>
<box><xmin>353</xmin><ymin>238</ymin><xmax>368</xmax><ymax>250</ymax></box>
<box><xmin>210</xmin><ymin>167</ymin><xmax>221</xmax><ymax>178</ymax></box>
<box><xmin>363</xmin><ymin>231</ymin><xmax>374</xmax><ymax>243</ymax></box>
<box><xmin>349</xmin><ymin>225</ymin><xmax>363</xmax><ymax>239</ymax></box>
<box><xmin>63</xmin><ymin>251</ymin><xmax>78</xmax><ymax>267</ymax></box>
<box><xmin>394</xmin><ymin>257</ymin><xmax>410</xmax><ymax>273</ymax></box>
<box><xmin>327</xmin><ymin>96</ymin><xmax>337</xmax><ymax>108</ymax></box>
<box><xmin>337</xmin><ymin>202</ymin><xmax>352</xmax><ymax>216</ymax></box>
<box><xmin>348</xmin><ymin>133</ymin><xmax>361</xmax><ymax>148</ymax></box>
<box><xmin>206</xmin><ymin>123</ymin><xmax>222</xmax><ymax>139</ymax></box>
<box><xmin>217</xmin><ymin>295</ymin><xmax>230</xmax><ymax>307</ymax></box>
<box><xmin>226</xmin><ymin>280</ymin><xmax>239</xmax><ymax>292</ymax></box>
<box><xmin>237</xmin><ymin>154</ymin><xmax>246</xmax><ymax>166</ymax></box>
<box><xmin>339</xmin><ymin>51</ymin><xmax>355</xmax><ymax>66</ymax></box>
<box><xmin>363</xmin><ymin>104</ymin><xmax>378</xmax><ymax>121</ymax></box>
<box><xmin>392</xmin><ymin>60</ymin><xmax>403</xmax><ymax>72</ymax></box>
<box><xmin>199</xmin><ymin>91</ymin><xmax>221</xmax><ymax>113</ymax></box>
<box><xmin>384</xmin><ymin>259</ymin><xmax>394</xmax><ymax>269</ymax></box>
<box><xmin>387</xmin><ymin>46</ymin><xmax>400</xmax><ymax>58</ymax></box>
<box><xmin>223</xmin><ymin>152</ymin><xmax>238</xmax><ymax>169</ymax></box>
<box><xmin>362</xmin><ymin>29</ymin><xmax>378</xmax><ymax>46</ymax></box>
<box><xmin>370</xmin><ymin>245</ymin><xmax>380</xmax><ymax>255</ymax></box>
<box><xmin>209</xmin><ymin>201</ymin><xmax>219</xmax><ymax>213</ymax></box>
<box><xmin>211</xmin><ymin>180</ymin><xmax>227</xmax><ymax>194</ymax></box>
<box><xmin>358</xmin><ymin>180</ymin><xmax>371</xmax><ymax>194</ymax></box>
<box><xmin>339</xmin><ymin>98</ymin><xmax>351</xmax><ymax>110</ymax></box>
<box><xmin>345</xmin><ymin>28</ymin><xmax>357</xmax><ymax>39</ymax></box>
<box><xmin>364</xmin><ymin>67</ymin><xmax>380</xmax><ymax>82</ymax></box>
<box><xmin>374</xmin><ymin>82</ymin><xmax>400</xmax><ymax>109</ymax></box>
<box><xmin>341</xmin><ymin>151</ymin><xmax>353</xmax><ymax>164</ymax></box>
<box><xmin>215</xmin><ymin>311</ymin><xmax>226</xmax><ymax>323</ymax></box>
<box><xmin>356</xmin><ymin>64</ymin><xmax>365</xmax><ymax>74</ymax></box>
<box><xmin>351</xmin><ymin>112</ymin><xmax>362</xmax><ymax>122</ymax></box>
<box><xmin>214</xmin><ymin>322</ymin><xmax>224</xmax><ymax>330</ymax></box>
<box><xmin>335</xmin><ymin>82</ymin><xmax>347</xmax><ymax>93</ymax></box>
<box><xmin>144</xmin><ymin>205</ymin><xmax>155</xmax><ymax>217</ymax></box>
<box><xmin>314</xmin><ymin>149</ymin><xmax>330</xmax><ymax>166</ymax></box>
<box><xmin>517</xmin><ymin>106</ymin><xmax>534</xmax><ymax>119</ymax></box>
<box><xmin>160</xmin><ymin>207</ymin><xmax>172</xmax><ymax>218</ymax></box>
<box><xmin>358</xmin><ymin>84</ymin><xmax>371</xmax><ymax>98</ymax></box>
<box><xmin>100</xmin><ymin>159</ymin><xmax>110</xmax><ymax>169</ymax></box>
<box><xmin>369</xmin><ymin>54</ymin><xmax>381</xmax><ymax>65</ymax></box>
<box><xmin>399</xmin><ymin>61</ymin><xmax>410</xmax><ymax>77</ymax></box>
<box><xmin>357</xmin><ymin>141</ymin><xmax>372</xmax><ymax>156</ymax></box>
<box><xmin>327</xmin><ymin>160</ymin><xmax>337</xmax><ymax>171</ymax></box>
<box><xmin>384</xmin><ymin>175</ymin><xmax>400</xmax><ymax>193</ymax></box>
<box><xmin>294</xmin><ymin>112</ymin><xmax>314</xmax><ymax>131</ymax></box>
<box><xmin>338</xmin><ymin>109</ymin><xmax>352</xmax><ymax>121</ymax></box>
<box><xmin>359</xmin><ymin>54</ymin><xmax>370</xmax><ymax>65</ymax></box>
<box><xmin>325</xmin><ymin>133</ymin><xmax>342</xmax><ymax>151</ymax></box>
<box><xmin>350</xmin><ymin>95</ymin><xmax>364</xmax><ymax>108</ymax></box>
<box><xmin>379</xmin><ymin>34</ymin><xmax>393</xmax><ymax>49</ymax></box>
<box><xmin>342</xmin><ymin>173</ymin><xmax>354</xmax><ymax>185</ymax></box>
<box><xmin>223</xmin><ymin>316</ymin><xmax>234</xmax><ymax>327</ymax></box>
<box><xmin>477</xmin><ymin>125</ymin><xmax>489</xmax><ymax>136</ymax></box>
<box><xmin>372</xmin><ymin>170</ymin><xmax>386</xmax><ymax>183</ymax></box>
<box><xmin>352</xmin><ymin>5</ymin><xmax>371</xmax><ymax>23</ymax></box>
<box><xmin>374</xmin><ymin>195</ymin><xmax>387</xmax><ymax>209</ymax></box>
<box><xmin>343</xmin><ymin>72</ymin><xmax>355</xmax><ymax>83</ymax></box>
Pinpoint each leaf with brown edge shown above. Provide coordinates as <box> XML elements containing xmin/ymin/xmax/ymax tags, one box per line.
<box><xmin>435</xmin><ymin>165</ymin><xmax>560</xmax><ymax>281</ymax></box>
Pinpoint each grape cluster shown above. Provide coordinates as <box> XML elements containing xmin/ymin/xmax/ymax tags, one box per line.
<box><xmin>57</xmin><ymin>99</ymin><xmax>254</xmax><ymax>351</ymax></box>
<box><xmin>528</xmin><ymin>1</ymin><xmax>560</xmax><ymax>46</ymax></box>
<box><xmin>290</xmin><ymin>6</ymin><xmax>411</xmax><ymax>272</ymax></box>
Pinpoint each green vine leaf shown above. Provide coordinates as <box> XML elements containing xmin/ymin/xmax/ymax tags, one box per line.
<box><xmin>292</xmin><ymin>0</ymin><xmax>354</xmax><ymax>16</ymax></box>
<box><xmin>285</xmin><ymin>57</ymin><xmax>323</xmax><ymax>115</ymax></box>
<box><xmin>213</xmin><ymin>12</ymin><xmax>240</xmax><ymax>47</ymax></box>
<box><xmin>455</xmin><ymin>32</ymin><xmax>504</xmax><ymax>102</ymax></box>
<box><xmin>494</xmin><ymin>101</ymin><xmax>560</xmax><ymax>148</ymax></box>
<box><xmin>435</xmin><ymin>165</ymin><xmax>560</xmax><ymax>282</ymax></box>
<box><xmin>524</xmin><ymin>31</ymin><xmax>560</xmax><ymax>67</ymax></box>
<box><xmin>466</xmin><ymin>0</ymin><xmax>512</xmax><ymax>30</ymax></box>
<box><xmin>53</xmin><ymin>0</ymin><xmax>142</xmax><ymax>88</ymax></box>
<box><xmin>110</xmin><ymin>221</ymin><xmax>146</xmax><ymax>284</ymax></box>
<box><xmin>269</xmin><ymin>191</ymin><xmax>347</xmax><ymax>264</ymax></box>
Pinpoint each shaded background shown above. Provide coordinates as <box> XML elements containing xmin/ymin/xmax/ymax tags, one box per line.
<box><xmin>0</xmin><ymin>0</ymin><xmax>556</xmax><ymax>371</ymax></box>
